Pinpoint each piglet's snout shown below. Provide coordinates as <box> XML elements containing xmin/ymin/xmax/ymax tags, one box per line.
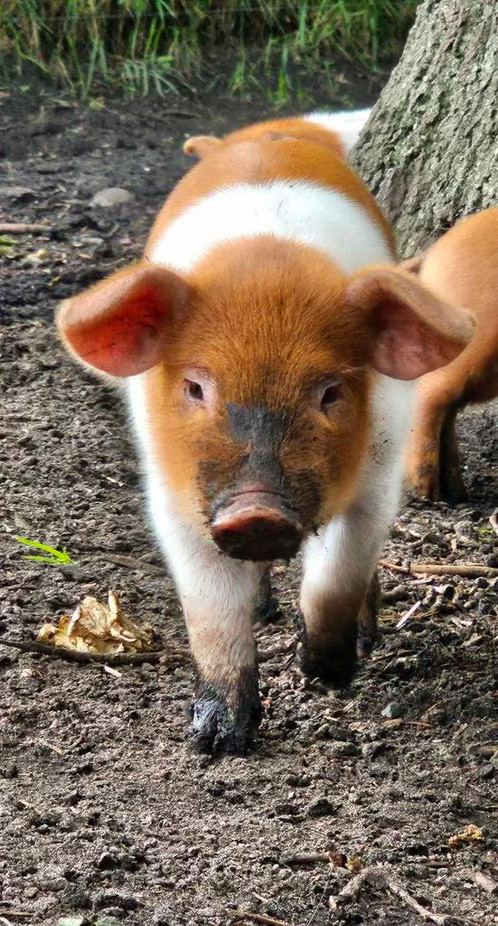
<box><xmin>210</xmin><ymin>489</ymin><xmax>303</xmax><ymax>561</ymax></box>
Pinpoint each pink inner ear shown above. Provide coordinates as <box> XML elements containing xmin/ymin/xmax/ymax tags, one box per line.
<box><xmin>59</xmin><ymin>264</ymin><xmax>188</xmax><ymax>378</ymax></box>
<box><xmin>68</xmin><ymin>288</ymin><xmax>169</xmax><ymax>377</ymax></box>
<box><xmin>371</xmin><ymin>300</ymin><xmax>464</xmax><ymax>381</ymax></box>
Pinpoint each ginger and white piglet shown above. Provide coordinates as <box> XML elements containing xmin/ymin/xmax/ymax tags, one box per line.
<box><xmin>57</xmin><ymin>115</ymin><xmax>472</xmax><ymax>754</ymax></box>
<box><xmin>183</xmin><ymin>108</ymin><xmax>372</xmax><ymax>160</ymax></box>
<box><xmin>405</xmin><ymin>207</ymin><xmax>498</xmax><ymax>501</ymax></box>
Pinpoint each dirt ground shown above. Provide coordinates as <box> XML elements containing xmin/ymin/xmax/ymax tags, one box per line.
<box><xmin>0</xmin><ymin>79</ymin><xmax>497</xmax><ymax>926</ymax></box>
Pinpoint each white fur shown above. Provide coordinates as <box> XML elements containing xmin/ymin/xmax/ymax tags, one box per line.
<box><xmin>150</xmin><ymin>181</ymin><xmax>393</xmax><ymax>276</ymax></box>
<box><xmin>301</xmin><ymin>375</ymin><xmax>414</xmax><ymax>615</ymax></box>
<box><xmin>133</xmin><ymin>168</ymin><xmax>406</xmax><ymax>687</ymax></box>
<box><xmin>127</xmin><ymin>374</ymin><xmax>262</xmax><ymax>675</ymax></box>
<box><xmin>304</xmin><ymin>108</ymin><xmax>372</xmax><ymax>153</ymax></box>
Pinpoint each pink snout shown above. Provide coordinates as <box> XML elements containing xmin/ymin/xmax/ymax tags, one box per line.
<box><xmin>211</xmin><ymin>490</ymin><xmax>303</xmax><ymax>561</ymax></box>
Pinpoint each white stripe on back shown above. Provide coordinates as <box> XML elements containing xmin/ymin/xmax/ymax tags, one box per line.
<box><xmin>150</xmin><ymin>181</ymin><xmax>392</xmax><ymax>276</ymax></box>
<box><xmin>304</xmin><ymin>109</ymin><xmax>371</xmax><ymax>153</ymax></box>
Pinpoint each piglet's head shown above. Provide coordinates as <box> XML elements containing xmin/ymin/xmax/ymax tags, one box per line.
<box><xmin>58</xmin><ymin>241</ymin><xmax>473</xmax><ymax>562</ymax></box>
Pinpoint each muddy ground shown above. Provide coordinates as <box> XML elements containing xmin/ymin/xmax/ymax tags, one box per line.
<box><xmin>0</xmin><ymin>79</ymin><xmax>497</xmax><ymax>926</ymax></box>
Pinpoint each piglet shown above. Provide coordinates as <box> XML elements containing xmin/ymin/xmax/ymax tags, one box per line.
<box><xmin>57</xmin><ymin>113</ymin><xmax>473</xmax><ymax>754</ymax></box>
<box><xmin>404</xmin><ymin>207</ymin><xmax>498</xmax><ymax>501</ymax></box>
<box><xmin>183</xmin><ymin>108</ymin><xmax>372</xmax><ymax>160</ymax></box>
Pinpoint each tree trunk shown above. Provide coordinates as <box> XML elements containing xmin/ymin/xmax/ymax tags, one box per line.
<box><xmin>351</xmin><ymin>0</ymin><xmax>498</xmax><ymax>257</ymax></box>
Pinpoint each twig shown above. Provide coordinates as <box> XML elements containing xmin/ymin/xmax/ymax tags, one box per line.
<box><xmin>0</xmin><ymin>223</ymin><xmax>55</xmax><ymax>234</ymax></box>
<box><xmin>0</xmin><ymin>635</ymin><xmax>286</xmax><ymax>669</ymax></box>
<box><xmin>230</xmin><ymin>910</ymin><xmax>295</xmax><ymax>926</ymax></box>
<box><xmin>103</xmin><ymin>553</ymin><xmax>165</xmax><ymax>575</ymax></box>
<box><xmin>462</xmin><ymin>868</ymin><xmax>497</xmax><ymax>894</ymax></box>
<box><xmin>336</xmin><ymin>867</ymin><xmax>454</xmax><ymax>925</ymax></box>
<box><xmin>258</xmin><ymin>642</ymin><xmax>294</xmax><ymax>662</ymax></box>
<box><xmin>0</xmin><ymin>916</ymin><xmax>14</xmax><ymax>926</ymax></box>
<box><xmin>379</xmin><ymin>560</ymin><xmax>498</xmax><ymax>578</ymax></box>
<box><xmin>0</xmin><ymin>914</ymin><xmax>31</xmax><ymax>920</ymax></box>
<box><xmin>281</xmin><ymin>852</ymin><xmax>331</xmax><ymax>866</ymax></box>
<box><xmin>0</xmin><ymin>637</ymin><xmax>190</xmax><ymax>666</ymax></box>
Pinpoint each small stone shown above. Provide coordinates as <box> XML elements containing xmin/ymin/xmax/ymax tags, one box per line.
<box><xmin>382</xmin><ymin>701</ymin><xmax>404</xmax><ymax>719</ymax></box>
<box><xmin>306</xmin><ymin>797</ymin><xmax>336</xmax><ymax>817</ymax></box>
<box><xmin>90</xmin><ymin>187</ymin><xmax>134</xmax><ymax>208</ymax></box>
<box><xmin>329</xmin><ymin>741</ymin><xmax>360</xmax><ymax>758</ymax></box>
<box><xmin>0</xmin><ymin>762</ymin><xmax>18</xmax><ymax>779</ymax></box>
<box><xmin>95</xmin><ymin>918</ymin><xmax>122</xmax><ymax>926</ymax></box>
<box><xmin>57</xmin><ymin>918</ymin><xmax>87</xmax><ymax>926</ymax></box>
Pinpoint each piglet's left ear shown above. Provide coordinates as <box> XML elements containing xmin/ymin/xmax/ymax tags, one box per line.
<box><xmin>346</xmin><ymin>266</ymin><xmax>474</xmax><ymax>380</ymax></box>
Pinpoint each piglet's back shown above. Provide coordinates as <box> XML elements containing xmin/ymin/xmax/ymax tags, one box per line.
<box><xmin>145</xmin><ymin>139</ymin><xmax>395</xmax><ymax>264</ymax></box>
<box><xmin>419</xmin><ymin>207</ymin><xmax>498</xmax><ymax>331</ymax></box>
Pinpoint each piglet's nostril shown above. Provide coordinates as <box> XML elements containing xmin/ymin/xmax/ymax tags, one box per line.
<box><xmin>210</xmin><ymin>492</ymin><xmax>303</xmax><ymax>561</ymax></box>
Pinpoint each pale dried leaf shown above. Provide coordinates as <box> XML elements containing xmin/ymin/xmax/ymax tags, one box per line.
<box><xmin>36</xmin><ymin>591</ymin><xmax>155</xmax><ymax>655</ymax></box>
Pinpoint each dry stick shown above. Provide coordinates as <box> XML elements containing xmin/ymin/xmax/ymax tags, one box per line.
<box><xmin>0</xmin><ymin>638</ymin><xmax>287</xmax><ymax>666</ymax></box>
<box><xmin>379</xmin><ymin>560</ymin><xmax>498</xmax><ymax>579</ymax></box>
<box><xmin>280</xmin><ymin>852</ymin><xmax>331</xmax><ymax>866</ymax></box>
<box><xmin>258</xmin><ymin>642</ymin><xmax>294</xmax><ymax>662</ymax></box>
<box><xmin>0</xmin><ymin>914</ymin><xmax>30</xmax><ymax>921</ymax></box>
<box><xmin>462</xmin><ymin>868</ymin><xmax>498</xmax><ymax>894</ymax></box>
<box><xmin>103</xmin><ymin>553</ymin><xmax>166</xmax><ymax>575</ymax></box>
<box><xmin>337</xmin><ymin>867</ymin><xmax>466</xmax><ymax>925</ymax></box>
<box><xmin>0</xmin><ymin>223</ymin><xmax>56</xmax><ymax>234</ymax></box>
<box><xmin>230</xmin><ymin>910</ymin><xmax>295</xmax><ymax>926</ymax></box>
<box><xmin>0</xmin><ymin>638</ymin><xmax>189</xmax><ymax>666</ymax></box>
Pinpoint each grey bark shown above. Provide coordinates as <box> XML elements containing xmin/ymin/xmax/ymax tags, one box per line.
<box><xmin>351</xmin><ymin>0</ymin><xmax>498</xmax><ymax>257</ymax></box>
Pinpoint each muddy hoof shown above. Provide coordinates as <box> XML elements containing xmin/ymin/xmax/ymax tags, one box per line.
<box><xmin>297</xmin><ymin>625</ymin><xmax>358</xmax><ymax>688</ymax></box>
<box><xmin>190</xmin><ymin>674</ymin><xmax>262</xmax><ymax>756</ymax></box>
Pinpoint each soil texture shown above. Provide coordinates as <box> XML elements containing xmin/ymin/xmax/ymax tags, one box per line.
<box><xmin>0</xmin><ymin>84</ymin><xmax>497</xmax><ymax>926</ymax></box>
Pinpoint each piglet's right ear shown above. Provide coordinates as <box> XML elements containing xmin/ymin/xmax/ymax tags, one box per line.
<box><xmin>183</xmin><ymin>135</ymin><xmax>222</xmax><ymax>159</ymax></box>
<box><xmin>57</xmin><ymin>261</ymin><xmax>190</xmax><ymax>377</ymax></box>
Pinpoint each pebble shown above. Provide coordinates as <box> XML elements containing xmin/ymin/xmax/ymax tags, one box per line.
<box><xmin>306</xmin><ymin>797</ymin><xmax>336</xmax><ymax>817</ymax></box>
<box><xmin>381</xmin><ymin>701</ymin><xmax>404</xmax><ymax>719</ymax></box>
<box><xmin>90</xmin><ymin>187</ymin><xmax>134</xmax><ymax>208</ymax></box>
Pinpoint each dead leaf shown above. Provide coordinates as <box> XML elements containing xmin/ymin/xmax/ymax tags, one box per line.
<box><xmin>37</xmin><ymin>590</ymin><xmax>155</xmax><ymax>655</ymax></box>
<box><xmin>448</xmin><ymin>824</ymin><xmax>484</xmax><ymax>848</ymax></box>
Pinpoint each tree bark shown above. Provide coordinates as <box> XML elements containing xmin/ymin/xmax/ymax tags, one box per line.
<box><xmin>351</xmin><ymin>0</ymin><xmax>498</xmax><ymax>257</ymax></box>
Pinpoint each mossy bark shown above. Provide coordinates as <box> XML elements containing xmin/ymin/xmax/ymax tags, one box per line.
<box><xmin>351</xmin><ymin>0</ymin><xmax>498</xmax><ymax>257</ymax></box>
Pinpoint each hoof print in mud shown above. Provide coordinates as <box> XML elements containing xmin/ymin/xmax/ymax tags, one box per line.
<box><xmin>190</xmin><ymin>673</ymin><xmax>262</xmax><ymax>756</ymax></box>
<box><xmin>297</xmin><ymin>626</ymin><xmax>358</xmax><ymax>688</ymax></box>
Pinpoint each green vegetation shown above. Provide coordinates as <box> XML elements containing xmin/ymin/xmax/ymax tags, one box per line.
<box><xmin>1</xmin><ymin>1</ymin><xmax>420</xmax><ymax>99</ymax></box>
<box><xmin>16</xmin><ymin>536</ymin><xmax>75</xmax><ymax>565</ymax></box>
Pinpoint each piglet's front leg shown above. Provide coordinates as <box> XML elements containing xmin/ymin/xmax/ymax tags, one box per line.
<box><xmin>166</xmin><ymin>526</ymin><xmax>264</xmax><ymax>755</ymax></box>
<box><xmin>298</xmin><ymin>477</ymin><xmax>398</xmax><ymax>686</ymax></box>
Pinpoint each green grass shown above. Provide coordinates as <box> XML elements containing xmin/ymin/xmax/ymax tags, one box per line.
<box><xmin>16</xmin><ymin>535</ymin><xmax>75</xmax><ymax>565</ymax></box>
<box><xmin>0</xmin><ymin>1</ymin><xmax>421</xmax><ymax>99</ymax></box>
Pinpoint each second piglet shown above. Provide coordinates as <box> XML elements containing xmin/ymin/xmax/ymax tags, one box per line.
<box><xmin>405</xmin><ymin>207</ymin><xmax>498</xmax><ymax>501</ymax></box>
<box><xmin>57</xmin><ymin>115</ymin><xmax>473</xmax><ymax>754</ymax></box>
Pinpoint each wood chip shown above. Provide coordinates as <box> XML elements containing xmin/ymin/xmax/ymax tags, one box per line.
<box><xmin>0</xmin><ymin>223</ymin><xmax>55</xmax><ymax>234</ymax></box>
<box><xmin>230</xmin><ymin>910</ymin><xmax>295</xmax><ymax>926</ymax></box>
<box><xmin>380</xmin><ymin>560</ymin><xmax>498</xmax><ymax>578</ymax></box>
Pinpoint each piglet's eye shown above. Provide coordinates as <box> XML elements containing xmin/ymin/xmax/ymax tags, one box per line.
<box><xmin>319</xmin><ymin>380</ymin><xmax>342</xmax><ymax>415</ymax></box>
<box><xmin>185</xmin><ymin>379</ymin><xmax>204</xmax><ymax>402</ymax></box>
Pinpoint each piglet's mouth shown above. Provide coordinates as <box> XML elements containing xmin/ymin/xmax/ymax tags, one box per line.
<box><xmin>210</xmin><ymin>487</ymin><xmax>303</xmax><ymax>562</ymax></box>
